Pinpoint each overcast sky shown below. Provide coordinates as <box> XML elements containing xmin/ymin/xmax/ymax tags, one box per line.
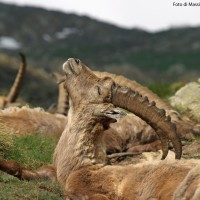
<box><xmin>1</xmin><ymin>0</ymin><xmax>200</xmax><ymax>32</ymax></box>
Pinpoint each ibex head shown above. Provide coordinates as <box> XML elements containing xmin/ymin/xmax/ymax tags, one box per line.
<box><xmin>62</xmin><ymin>58</ymin><xmax>182</xmax><ymax>160</ymax></box>
<box><xmin>63</xmin><ymin>58</ymin><xmax>126</xmax><ymax>127</ymax></box>
<box><xmin>63</xmin><ymin>59</ymin><xmax>113</xmax><ymax>103</ymax></box>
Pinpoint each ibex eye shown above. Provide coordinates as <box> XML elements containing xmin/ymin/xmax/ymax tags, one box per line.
<box><xmin>74</xmin><ymin>58</ymin><xmax>80</xmax><ymax>64</ymax></box>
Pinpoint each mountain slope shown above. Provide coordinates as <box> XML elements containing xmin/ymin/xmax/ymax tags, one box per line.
<box><xmin>0</xmin><ymin>2</ymin><xmax>200</xmax><ymax>107</ymax></box>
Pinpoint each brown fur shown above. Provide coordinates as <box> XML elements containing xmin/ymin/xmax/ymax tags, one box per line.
<box><xmin>1</xmin><ymin>59</ymin><xmax>197</xmax><ymax>199</ymax></box>
<box><xmin>94</xmin><ymin>71</ymin><xmax>197</xmax><ymax>140</ymax></box>
<box><xmin>56</xmin><ymin>103</ymin><xmax>195</xmax><ymax>199</ymax></box>
<box><xmin>52</xmin><ymin>58</ymin><xmax>197</xmax><ymax>199</ymax></box>
<box><xmin>0</xmin><ymin>106</ymin><xmax>67</xmax><ymax>138</ymax></box>
<box><xmin>52</xmin><ymin>73</ymin><xmax>161</xmax><ymax>154</ymax></box>
<box><xmin>54</xmin><ymin>70</ymin><xmax>195</xmax><ymax>156</ymax></box>
<box><xmin>0</xmin><ymin>160</ymin><xmax>56</xmax><ymax>181</ymax></box>
<box><xmin>0</xmin><ymin>105</ymin><xmax>162</xmax><ymax>155</ymax></box>
<box><xmin>53</xmin><ymin>70</ymin><xmax>196</xmax><ymax>141</ymax></box>
<box><xmin>64</xmin><ymin>160</ymin><xmax>200</xmax><ymax>200</ymax></box>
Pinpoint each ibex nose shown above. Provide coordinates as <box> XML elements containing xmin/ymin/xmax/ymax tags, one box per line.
<box><xmin>67</xmin><ymin>58</ymin><xmax>74</xmax><ymax>62</ymax></box>
<box><xmin>63</xmin><ymin>58</ymin><xmax>81</xmax><ymax>75</ymax></box>
<box><xmin>74</xmin><ymin>58</ymin><xmax>80</xmax><ymax>65</ymax></box>
<box><xmin>67</xmin><ymin>58</ymin><xmax>80</xmax><ymax>65</ymax></box>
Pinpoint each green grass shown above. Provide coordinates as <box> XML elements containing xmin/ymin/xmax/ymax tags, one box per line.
<box><xmin>3</xmin><ymin>135</ymin><xmax>57</xmax><ymax>169</ymax></box>
<box><xmin>0</xmin><ymin>173</ymin><xmax>63</xmax><ymax>200</ymax></box>
<box><xmin>0</xmin><ymin>124</ymin><xmax>14</xmax><ymax>159</ymax></box>
<box><xmin>147</xmin><ymin>81</ymin><xmax>184</xmax><ymax>99</ymax></box>
<box><xmin>0</xmin><ymin>134</ymin><xmax>63</xmax><ymax>199</ymax></box>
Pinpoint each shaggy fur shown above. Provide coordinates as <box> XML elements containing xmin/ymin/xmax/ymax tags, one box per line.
<box><xmin>52</xmin><ymin>58</ymin><xmax>196</xmax><ymax>199</ymax></box>
<box><xmin>53</xmin><ymin>71</ymin><xmax>196</xmax><ymax>156</ymax></box>
<box><xmin>95</xmin><ymin>71</ymin><xmax>198</xmax><ymax>140</ymax></box>
<box><xmin>1</xmin><ymin>58</ymin><xmax>198</xmax><ymax>200</ymax></box>
<box><xmin>64</xmin><ymin>160</ymin><xmax>200</xmax><ymax>200</ymax></box>
<box><xmin>0</xmin><ymin>106</ymin><xmax>67</xmax><ymax>138</ymax></box>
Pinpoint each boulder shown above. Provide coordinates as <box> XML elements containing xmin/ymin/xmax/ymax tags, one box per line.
<box><xmin>169</xmin><ymin>79</ymin><xmax>200</xmax><ymax>123</ymax></box>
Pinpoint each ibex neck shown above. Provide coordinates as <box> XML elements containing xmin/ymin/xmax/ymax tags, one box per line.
<box><xmin>53</xmin><ymin>107</ymin><xmax>106</xmax><ymax>184</ymax></box>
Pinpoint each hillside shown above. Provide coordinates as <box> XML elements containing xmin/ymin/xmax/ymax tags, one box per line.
<box><xmin>0</xmin><ymin>54</ymin><xmax>57</xmax><ymax>108</ymax></box>
<box><xmin>0</xmin><ymin>2</ymin><xmax>200</xmax><ymax>108</ymax></box>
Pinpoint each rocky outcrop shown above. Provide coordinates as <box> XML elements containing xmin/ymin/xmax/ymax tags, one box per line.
<box><xmin>169</xmin><ymin>79</ymin><xmax>200</xmax><ymax>123</ymax></box>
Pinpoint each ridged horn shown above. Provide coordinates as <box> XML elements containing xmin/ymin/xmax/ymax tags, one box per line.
<box><xmin>52</xmin><ymin>72</ymin><xmax>69</xmax><ymax>115</ymax></box>
<box><xmin>111</xmin><ymin>84</ymin><xmax>182</xmax><ymax>159</ymax></box>
<box><xmin>94</xmin><ymin>71</ymin><xmax>172</xmax><ymax>111</ymax></box>
<box><xmin>6</xmin><ymin>53</ymin><xmax>26</xmax><ymax>103</ymax></box>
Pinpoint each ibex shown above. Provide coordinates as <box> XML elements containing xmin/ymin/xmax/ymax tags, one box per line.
<box><xmin>56</xmin><ymin>70</ymin><xmax>197</xmax><ymax>139</ymax></box>
<box><xmin>1</xmin><ymin>58</ymin><xmax>200</xmax><ymax>199</ymax></box>
<box><xmin>0</xmin><ymin>53</ymin><xmax>26</xmax><ymax>109</ymax></box>
<box><xmin>53</xmin><ymin>58</ymin><xmax>199</xmax><ymax>199</ymax></box>
<box><xmin>54</xmin><ymin>69</ymin><xmax>197</xmax><ymax>154</ymax></box>
<box><xmin>94</xmin><ymin>71</ymin><xmax>198</xmax><ymax>140</ymax></box>
<box><xmin>0</xmin><ymin>106</ymin><xmax>67</xmax><ymax>138</ymax></box>
<box><xmin>54</xmin><ymin>59</ymin><xmax>200</xmax><ymax>199</ymax></box>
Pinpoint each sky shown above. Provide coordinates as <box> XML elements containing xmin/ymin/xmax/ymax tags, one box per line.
<box><xmin>1</xmin><ymin>0</ymin><xmax>200</xmax><ymax>32</ymax></box>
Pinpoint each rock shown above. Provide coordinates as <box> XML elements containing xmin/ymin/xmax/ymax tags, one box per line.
<box><xmin>169</xmin><ymin>79</ymin><xmax>200</xmax><ymax>123</ymax></box>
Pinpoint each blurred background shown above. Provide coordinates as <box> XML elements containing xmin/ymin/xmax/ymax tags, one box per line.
<box><xmin>0</xmin><ymin>0</ymin><xmax>200</xmax><ymax>108</ymax></box>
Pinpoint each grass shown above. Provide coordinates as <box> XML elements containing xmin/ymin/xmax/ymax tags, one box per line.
<box><xmin>147</xmin><ymin>81</ymin><xmax>184</xmax><ymax>99</ymax></box>
<box><xmin>0</xmin><ymin>122</ymin><xmax>14</xmax><ymax>159</ymax></box>
<box><xmin>0</xmin><ymin>134</ymin><xmax>63</xmax><ymax>199</ymax></box>
<box><xmin>0</xmin><ymin>174</ymin><xmax>63</xmax><ymax>200</ymax></box>
<box><xmin>3</xmin><ymin>135</ymin><xmax>57</xmax><ymax>169</ymax></box>
<box><xmin>0</xmin><ymin>81</ymin><xmax>197</xmax><ymax>199</ymax></box>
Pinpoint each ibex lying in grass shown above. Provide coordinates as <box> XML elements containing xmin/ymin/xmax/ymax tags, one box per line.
<box><xmin>0</xmin><ymin>53</ymin><xmax>26</xmax><ymax>109</ymax></box>
<box><xmin>52</xmin><ymin>76</ymin><xmax>160</xmax><ymax>154</ymax></box>
<box><xmin>51</xmin><ymin>59</ymin><xmax>200</xmax><ymax>200</ymax></box>
<box><xmin>0</xmin><ymin>106</ymin><xmax>67</xmax><ymax>138</ymax></box>
<box><xmin>54</xmin><ymin>69</ymin><xmax>197</xmax><ymax>154</ymax></box>
<box><xmin>59</xmin><ymin>70</ymin><xmax>198</xmax><ymax>139</ymax></box>
<box><xmin>53</xmin><ymin>58</ymin><xmax>200</xmax><ymax>199</ymax></box>
<box><xmin>1</xmin><ymin>58</ymin><xmax>200</xmax><ymax>199</ymax></box>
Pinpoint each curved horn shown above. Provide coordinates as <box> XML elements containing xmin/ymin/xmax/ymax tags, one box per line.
<box><xmin>6</xmin><ymin>52</ymin><xmax>26</xmax><ymax>103</ymax></box>
<box><xmin>94</xmin><ymin>71</ymin><xmax>172</xmax><ymax>111</ymax></box>
<box><xmin>111</xmin><ymin>84</ymin><xmax>182</xmax><ymax>159</ymax></box>
<box><xmin>52</xmin><ymin>72</ymin><xmax>69</xmax><ymax>115</ymax></box>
